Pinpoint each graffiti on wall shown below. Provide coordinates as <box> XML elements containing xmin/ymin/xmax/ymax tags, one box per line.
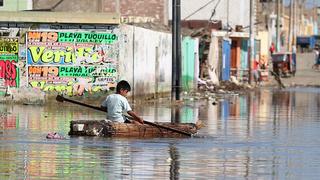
<box><xmin>26</xmin><ymin>31</ymin><xmax>119</xmax><ymax>96</ymax></box>
<box><xmin>0</xmin><ymin>38</ymin><xmax>19</xmax><ymax>87</ymax></box>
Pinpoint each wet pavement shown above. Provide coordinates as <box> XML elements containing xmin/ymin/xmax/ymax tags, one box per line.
<box><xmin>0</xmin><ymin>87</ymin><xmax>320</xmax><ymax>179</ymax></box>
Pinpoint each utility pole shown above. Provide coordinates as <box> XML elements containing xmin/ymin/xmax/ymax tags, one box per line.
<box><xmin>172</xmin><ymin>0</ymin><xmax>177</xmax><ymax>100</ymax></box>
<box><xmin>276</xmin><ymin>0</ymin><xmax>281</xmax><ymax>52</ymax></box>
<box><xmin>248</xmin><ymin>0</ymin><xmax>254</xmax><ymax>84</ymax></box>
<box><xmin>293</xmin><ymin>0</ymin><xmax>297</xmax><ymax>49</ymax></box>
<box><xmin>171</xmin><ymin>0</ymin><xmax>181</xmax><ymax>123</ymax></box>
<box><xmin>288</xmin><ymin>0</ymin><xmax>293</xmax><ymax>51</ymax></box>
<box><xmin>171</xmin><ymin>0</ymin><xmax>181</xmax><ymax>101</ymax></box>
<box><xmin>313</xmin><ymin>0</ymin><xmax>316</xmax><ymax>34</ymax></box>
<box><xmin>176</xmin><ymin>0</ymin><xmax>181</xmax><ymax>101</ymax></box>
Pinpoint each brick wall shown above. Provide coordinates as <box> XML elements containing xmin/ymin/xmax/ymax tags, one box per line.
<box><xmin>33</xmin><ymin>0</ymin><xmax>168</xmax><ymax>24</ymax></box>
<box><xmin>102</xmin><ymin>0</ymin><xmax>117</xmax><ymax>13</ymax></box>
<box><xmin>118</xmin><ymin>0</ymin><xmax>166</xmax><ymax>23</ymax></box>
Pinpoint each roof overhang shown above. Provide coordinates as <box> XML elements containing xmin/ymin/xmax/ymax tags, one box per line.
<box><xmin>211</xmin><ymin>31</ymin><xmax>250</xmax><ymax>38</ymax></box>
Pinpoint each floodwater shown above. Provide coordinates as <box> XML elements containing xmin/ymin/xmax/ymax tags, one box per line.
<box><xmin>0</xmin><ymin>87</ymin><xmax>320</xmax><ymax>179</ymax></box>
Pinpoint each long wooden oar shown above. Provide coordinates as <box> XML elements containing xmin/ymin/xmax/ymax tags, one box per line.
<box><xmin>56</xmin><ymin>95</ymin><xmax>193</xmax><ymax>137</ymax></box>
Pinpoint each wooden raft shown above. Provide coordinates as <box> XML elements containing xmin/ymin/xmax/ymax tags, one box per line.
<box><xmin>69</xmin><ymin>120</ymin><xmax>198</xmax><ymax>138</ymax></box>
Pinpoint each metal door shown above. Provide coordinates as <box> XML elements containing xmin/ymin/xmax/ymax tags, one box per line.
<box><xmin>222</xmin><ymin>40</ymin><xmax>231</xmax><ymax>81</ymax></box>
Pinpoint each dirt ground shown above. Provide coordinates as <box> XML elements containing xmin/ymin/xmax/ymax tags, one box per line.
<box><xmin>266</xmin><ymin>53</ymin><xmax>320</xmax><ymax>88</ymax></box>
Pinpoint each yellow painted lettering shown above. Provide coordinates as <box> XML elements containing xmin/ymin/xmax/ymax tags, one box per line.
<box><xmin>65</xmin><ymin>47</ymin><xmax>73</xmax><ymax>63</ymax></box>
<box><xmin>71</xmin><ymin>53</ymin><xmax>76</xmax><ymax>63</ymax></box>
<box><xmin>91</xmin><ymin>52</ymin><xmax>98</xmax><ymax>61</ymax></box>
<box><xmin>84</xmin><ymin>48</ymin><xmax>92</xmax><ymax>57</ymax></box>
<box><xmin>29</xmin><ymin>46</ymin><xmax>45</xmax><ymax>63</ymax></box>
<box><xmin>92</xmin><ymin>86</ymin><xmax>102</xmax><ymax>92</ymax></box>
<box><xmin>29</xmin><ymin>81</ymin><xmax>45</xmax><ymax>89</ymax></box>
<box><xmin>29</xmin><ymin>81</ymin><xmax>39</xmax><ymax>87</ymax></box>
<box><xmin>77</xmin><ymin>48</ymin><xmax>84</xmax><ymax>58</ymax></box>
<box><xmin>44</xmin><ymin>85</ymin><xmax>55</xmax><ymax>91</ymax></box>
<box><xmin>42</xmin><ymin>50</ymin><xmax>54</xmax><ymax>63</ymax></box>
<box><xmin>53</xmin><ymin>51</ymin><xmax>65</xmax><ymax>63</ymax></box>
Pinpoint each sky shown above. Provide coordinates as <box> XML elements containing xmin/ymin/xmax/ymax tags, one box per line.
<box><xmin>284</xmin><ymin>0</ymin><xmax>320</xmax><ymax>8</ymax></box>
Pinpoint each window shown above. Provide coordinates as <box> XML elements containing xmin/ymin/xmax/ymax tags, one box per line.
<box><xmin>0</xmin><ymin>0</ymin><xmax>3</xmax><ymax>6</ymax></box>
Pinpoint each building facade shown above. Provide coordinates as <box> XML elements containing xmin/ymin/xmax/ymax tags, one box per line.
<box><xmin>0</xmin><ymin>11</ymin><xmax>175</xmax><ymax>99</ymax></box>
<box><xmin>168</xmin><ymin>0</ymin><xmax>251</xmax><ymax>32</ymax></box>
<box><xmin>33</xmin><ymin>0</ymin><xmax>168</xmax><ymax>25</ymax></box>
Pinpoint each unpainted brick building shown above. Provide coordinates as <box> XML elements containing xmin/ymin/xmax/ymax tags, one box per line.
<box><xmin>33</xmin><ymin>0</ymin><xmax>168</xmax><ymax>25</ymax></box>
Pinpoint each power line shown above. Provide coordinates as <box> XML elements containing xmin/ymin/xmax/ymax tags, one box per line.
<box><xmin>208</xmin><ymin>0</ymin><xmax>222</xmax><ymax>22</ymax></box>
<box><xmin>205</xmin><ymin>0</ymin><xmax>222</xmax><ymax>30</ymax></box>
<box><xmin>183</xmin><ymin>0</ymin><xmax>216</xmax><ymax>20</ymax></box>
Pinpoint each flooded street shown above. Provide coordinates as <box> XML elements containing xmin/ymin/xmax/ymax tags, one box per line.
<box><xmin>1</xmin><ymin>87</ymin><xmax>320</xmax><ymax>179</ymax></box>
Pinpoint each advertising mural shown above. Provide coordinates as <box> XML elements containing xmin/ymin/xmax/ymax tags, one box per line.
<box><xmin>26</xmin><ymin>31</ymin><xmax>119</xmax><ymax>96</ymax></box>
<box><xmin>0</xmin><ymin>38</ymin><xmax>19</xmax><ymax>88</ymax></box>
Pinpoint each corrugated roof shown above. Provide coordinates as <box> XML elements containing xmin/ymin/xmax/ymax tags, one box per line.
<box><xmin>0</xmin><ymin>11</ymin><xmax>120</xmax><ymax>24</ymax></box>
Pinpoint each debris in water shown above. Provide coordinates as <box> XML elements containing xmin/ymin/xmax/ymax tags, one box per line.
<box><xmin>46</xmin><ymin>132</ymin><xmax>65</xmax><ymax>139</ymax></box>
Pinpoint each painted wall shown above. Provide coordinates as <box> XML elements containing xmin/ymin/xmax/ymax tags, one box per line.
<box><xmin>0</xmin><ymin>24</ymin><xmax>174</xmax><ymax>98</ymax></box>
<box><xmin>0</xmin><ymin>38</ymin><xmax>19</xmax><ymax>89</ymax></box>
<box><xmin>240</xmin><ymin>39</ymin><xmax>248</xmax><ymax>79</ymax></box>
<box><xmin>230</xmin><ymin>38</ymin><xmax>241</xmax><ymax>69</ymax></box>
<box><xmin>314</xmin><ymin>22</ymin><xmax>318</xmax><ymax>35</ymax></box>
<box><xmin>208</xmin><ymin>35</ymin><xmax>220</xmax><ymax>84</ymax></box>
<box><xmin>118</xmin><ymin>25</ymin><xmax>172</xmax><ymax>97</ymax></box>
<box><xmin>0</xmin><ymin>0</ymin><xmax>32</xmax><ymax>11</ymax></box>
<box><xmin>257</xmin><ymin>31</ymin><xmax>270</xmax><ymax>57</ymax></box>
<box><xmin>222</xmin><ymin>40</ymin><xmax>231</xmax><ymax>81</ymax></box>
<box><xmin>118</xmin><ymin>25</ymin><xmax>135</xmax><ymax>88</ymax></box>
<box><xmin>26</xmin><ymin>30</ymin><xmax>120</xmax><ymax>96</ymax></box>
<box><xmin>168</xmin><ymin>0</ymin><xmax>250</xmax><ymax>31</ymax></box>
<box><xmin>182</xmin><ymin>36</ymin><xmax>198</xmax><ymax>91</ymax></box>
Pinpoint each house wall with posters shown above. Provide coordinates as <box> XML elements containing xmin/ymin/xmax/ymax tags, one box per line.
<box><xmin>26</xmin><ymin>30</ymin><xmax>120</xmax><ymax>96</ymax></box>
<box><xmin>24</xmin><ymin>27</ymin><xmax>172</xmax><ymax>97</ymax></box>
<box><xmin>0</xmin><ymin>12</ymin><xmax>174</xmax><ymax>98</ymax></box>
<box><xmin>0</xmin><ymin>38</ymin><xmax>20</xmax><ymax>95</ymax></box>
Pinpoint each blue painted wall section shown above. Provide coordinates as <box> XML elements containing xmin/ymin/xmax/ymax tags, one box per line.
<box><xmin>222</xmin><ymin>40</ymin><xmax>231</xmax><ymax>81</ymax></box>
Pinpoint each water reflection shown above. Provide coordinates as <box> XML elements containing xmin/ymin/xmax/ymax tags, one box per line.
<box><xmin>169</xmin><ymin>143</ymin><xmax>180</xmax><ymax>180</ymax></box>
<box><xmin>0</xmin><ymin>87</ymin><xmax>320</xmax><ymax>179</ymax></box>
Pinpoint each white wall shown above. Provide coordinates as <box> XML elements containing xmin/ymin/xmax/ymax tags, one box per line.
<box><xmin>168</xmin><ymin>0</ymin><xmax>250</xmax><ymax>30</ymax></box>
<box><xmin>118</xmin><ymin>25</ymin><xmax>172</xmax><ymax>97</ymax></box>
<box><xmin>118</xmin><ymin>25</ymin><xmax>135</xmax><ymax>87</ymax></box>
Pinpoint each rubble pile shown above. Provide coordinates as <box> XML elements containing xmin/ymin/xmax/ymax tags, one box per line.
<box><xmin>198</xmin><ymin>79</ymin><xmax>253</xmax><ymax>94</ymax></box>
<box><xmin>216</xmin><ymin>81</ymin><xmax>252</xmax><ymax>92</ymax></box>
<box><xmin>181</xmin><ymin>79</ymin><xmax>254</xmax><ymax>104</ymax></box>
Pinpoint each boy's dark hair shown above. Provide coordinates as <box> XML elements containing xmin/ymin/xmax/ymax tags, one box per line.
<box><xmin>116</xmin><ymin>80</ymin><xmax>131</xmax><ymax>93</ymax></box>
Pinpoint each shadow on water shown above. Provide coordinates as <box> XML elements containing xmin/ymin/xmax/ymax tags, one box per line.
<box><xmin>0</xmin><ymin>87</ymin><xmax>320</xmax><ymax>179</ymax></box>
